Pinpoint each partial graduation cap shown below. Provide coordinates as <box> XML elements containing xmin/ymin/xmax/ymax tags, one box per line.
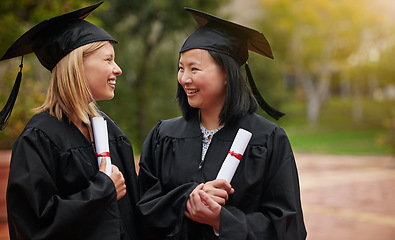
<box><xmin>0</xmin><ymin>1</ymin><xmax>117</xmax><ymax>130</ymax></box>
<box><xmin>180</xmin><ymin>8</ymin><xmax>285</xmax><ymax>120</ymax></box>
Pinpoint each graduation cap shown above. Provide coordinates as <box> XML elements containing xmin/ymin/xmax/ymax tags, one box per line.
<box><xmin>0</xmin><ymin>1</ymin><xmax>117</xmax><ymax>130</ymax></box>
<box><xmin>180</xmin><ymin>8</ymin><xmax>284</xmax><ymax>120</ymax></box>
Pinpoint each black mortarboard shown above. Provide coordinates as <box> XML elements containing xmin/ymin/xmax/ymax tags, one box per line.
<box><xmin>180</xmin><ymin>8</ymin><xmax>284</xmax><ymax>120</ymax></box>
<box><xmin>0</xmin><ymin>1</ymin><xmax>116</xmax><ymax>130</ymax></box>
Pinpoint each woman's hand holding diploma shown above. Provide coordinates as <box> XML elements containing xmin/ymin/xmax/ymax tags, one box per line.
<box><xmin>202</xmin><ymin>179</ymin><xmax>234</xmax><ymax>205</ymax></box>
<box><xmin>185</xmin><ymin>184</ymin><xmax>222</xmax><ymax>230</ymax></box>
<box><xmin>99</xmin><ymin>159</ymin><xmax>126</xmax><ymax>200</ymax></box>
<box><xmin>184</xmin><ymin>179</ymin><xmax>234</xmax><ymax>232</ymax></box>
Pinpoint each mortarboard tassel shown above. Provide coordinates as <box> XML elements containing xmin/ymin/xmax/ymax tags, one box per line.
<box><xmin>245</xmin><ymin>63</ymin><xmax>285</xmax><ymax>120</ymax></box>
<box><xmin>0</xmin><ymin>57</ymin><xmax>23</xmax><ymax>130</ymax></box>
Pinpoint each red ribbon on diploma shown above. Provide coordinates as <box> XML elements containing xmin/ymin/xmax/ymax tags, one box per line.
<box><xmin>228</xmin><ymin>150</ymin><xmax>242</xmax><ymax>160</ymax></box>
<box><xmin>96</xmin><ymin>152</ymin><xmax>110</xmax><ymax>158</ymax></box>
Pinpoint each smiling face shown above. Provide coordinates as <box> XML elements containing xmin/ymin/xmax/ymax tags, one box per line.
<box><xmin>178</xmin><ymin>49</ymin><xmax>227</xmax><ymax>115</ymax></box>
<box><xmin>83</xmin><ymin>41</ymin><xmax>122</xmax><ymax>101</ymax></box>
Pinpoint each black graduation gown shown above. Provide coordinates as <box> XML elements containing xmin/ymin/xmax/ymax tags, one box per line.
<box><xmin>6</xmin><ymin>111</ymin><xmax>139</xmax><ymax>240</ymax></box>
<box><xmin>137</xmin><ymin>112</ymin><xmax>306</xmax><ymax>240</ymax></box>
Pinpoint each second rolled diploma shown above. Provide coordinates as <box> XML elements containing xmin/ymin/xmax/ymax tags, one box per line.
<box><xmin>216</xmin><ymin>128</ymin><xmax>252</xmax><ymax>183</ymax></box>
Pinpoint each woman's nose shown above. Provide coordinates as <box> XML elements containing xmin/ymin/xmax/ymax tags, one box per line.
<box><xmin>179</xmin><ymin>71</ymin><xmax>192</xmax><ymax>85</ymax></box>
<box><xmin>113</xmin><ymin>62</ymin><xmax>122</xmax><ymax>75</ymax></box>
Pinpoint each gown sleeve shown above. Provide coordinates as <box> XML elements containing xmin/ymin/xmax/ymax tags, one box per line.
<box><xmin>137</xmin><ymin>123</ymin><xmax>198</xmax><ymax>239</ymax></box>
<box><xmin>7</xmin><ymin>128</ymin><xmax>120</xmax><ymax>240</ymax></box>
<box><xmin>219</xmin><ymin>127</ymin><xmax>307</xmax><ymax>240</ymax></box>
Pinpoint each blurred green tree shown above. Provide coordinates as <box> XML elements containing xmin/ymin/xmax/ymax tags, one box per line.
<box><xmin>258</xmin><ymin>0</ymin><xmax>395</xmax><ymax>125</ymax></box>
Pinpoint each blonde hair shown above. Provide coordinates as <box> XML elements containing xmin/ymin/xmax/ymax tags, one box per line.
<box><xmin>36</xmin><ymin>41</ymin><xmax>109</xmax><ymax>124</ymax></box>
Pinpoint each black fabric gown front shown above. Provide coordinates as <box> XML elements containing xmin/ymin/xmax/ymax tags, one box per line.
<box><xmin>137</xmin><ymin>112</ymin><xmax>307</xmax><ymax>240</ymax></box>
<box><xmin>6</xmin><ymin>111</ymin><xmax>139</xmax><ymax>240</ymax></box>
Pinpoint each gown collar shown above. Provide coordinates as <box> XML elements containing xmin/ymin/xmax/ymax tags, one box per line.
<box><xmin>159</xmin><ymin>112</ymin><xmax>242</xmax><ymax>141</ymax></box>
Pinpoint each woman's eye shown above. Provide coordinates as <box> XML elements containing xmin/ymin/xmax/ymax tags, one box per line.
<box><xmin>191</xmin><ymin>67</ymin><xmax>198</xmax><ymax>71</ymax></box>
<box><xmin>178</xmin><ymin>66</ymin><xmax>184</xmax><ymax>71</ymax></box>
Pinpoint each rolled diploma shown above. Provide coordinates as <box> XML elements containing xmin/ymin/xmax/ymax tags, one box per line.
<box><xmin>91</xmin><ymin>117</ymin><xmax>112</xmax><ymax>175</ymax></box>
<box><xmin>216</xmin><ymin>128</ymin><xmax>252</xmax><ymax>183</ymax></box>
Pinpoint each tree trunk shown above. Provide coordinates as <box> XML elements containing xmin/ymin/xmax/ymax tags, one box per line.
<box><xmin>352</xmin><ymin>80</ymin><xmax>363</xmax><ymax>124</ymax></box>
<box><xmin>340</xmin><ymin>71</ymin><xmax>351</xmax><ymax>98</ymax></box>
<box><xmin>306</xmin><ymin>92</ymin><xmax>321</xmax><ymax>125</ymax></box>
<box><xmin>298</xmin><ymin>70</ymin><xmax>330</xmax><ymax>126</ymax></box>
<box><xmin>136</xmin><ymin>19</ymin><xmax>166</xmax><ymax>147</ymax></box>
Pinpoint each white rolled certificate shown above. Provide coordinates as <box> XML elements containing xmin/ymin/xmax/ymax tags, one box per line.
<box><xmin>216</xmin><ymin>128</ymin><xmax>252</xmax><ymax>183</ymax></box>
<box><xmin>91</xmin><ymin>116</ymin><xmax>112</xmax><ymax>176</ymax></box>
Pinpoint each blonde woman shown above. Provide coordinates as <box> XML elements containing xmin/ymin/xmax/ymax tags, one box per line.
<box><xmin>1</xmin><ymin>3</ymin><xmax>139</xmax><ymax>240</ymax></box>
